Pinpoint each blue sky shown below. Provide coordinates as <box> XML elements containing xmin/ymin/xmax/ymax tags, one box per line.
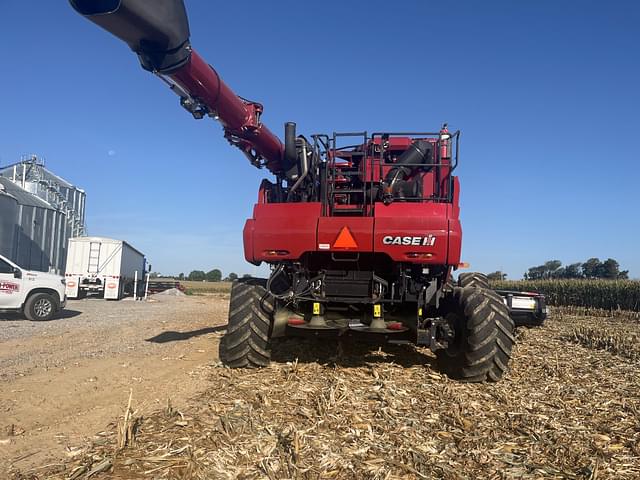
<box><xmin>1</xmin><ymin>1</ymin><xmax>638</xmax><ymax>279</ymax></box>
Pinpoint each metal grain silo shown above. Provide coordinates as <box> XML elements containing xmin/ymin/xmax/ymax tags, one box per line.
<box><xmin>0</xmin><ymin>157</ymin><xmax>85</xmax><ymax>273</ymax></box>
<box><xmin>0</xmin><ymin>184</ymin><xmax>18</xmax><ymax>259</ymax></box>
<box><xmin>0</xmin><ymin>177</ymin><xmax>67</xmax><ymax>273</ymax></box>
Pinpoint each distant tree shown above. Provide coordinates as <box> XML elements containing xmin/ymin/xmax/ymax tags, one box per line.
<box><xmin>601</xmin><ymin>258</ymin><xmax>629</xmax><ymax>279</ymax></box>
<box><xmin>487</xmin><ymin>271</ymin><xmax>507</xmax><ymax>281</ymax></box>
<box><xmin>582</xmin><ymin>258</ymin><xmax>603</xmax><ymax>279</ymax></box>
<box><xmin>524</xmin><ymin>265</ymin><xmax>543</xmax><ymax>280</ymax></box>
<box><xmin>601</xmin><ymin>258</ymin><xmax>618</xmax><ymax>279</ymax></box>
<box><xmin>543</xmin><ymin>260</ymin><xmax>562</xmax><ymax>279</ymax></box>
<box><xmin>149</xmin><ymin>271</ymin><xmax>162</xmax><ymax>279</ymax></box>
<box><xmin>188</xmin><ymin>270</ymin><xmax>206</xmax><ymax>281</ymax></box>
<box><xmin>525</xmin><ymin>260</ymin><xmax>562</xmax><ymax>280</ymax></box>
<box><xmin>564</xmin><ymin>263</ymin><xmax>583</xmax><ymax>279</ymax></box>
<box><xmin>178</xmin><ymin>272</ymin><xmax>185</xmax><ymax>281</ymax></box>
<box><xmin>225</xmin><ymin>272</ymin><xmax>238</xmax><ymax>282</ymax></box>
<box><xmin>526</xmin><ymin>258</ymin><xmax>628</xmax><ymax>280</ymax></box>
<box><xmin>242</xmin><ymin>273</ymin><xmax>252</xmax><ymax>279</ymax></box>
<box><xmin>206</xmin><ymin>268</ymin><xmax>222</xmax><ymax>282</ymax></box>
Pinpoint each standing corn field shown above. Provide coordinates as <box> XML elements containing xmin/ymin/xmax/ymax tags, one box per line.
<box><xmin>491</xmin><ymin>279</ymin><xmax>640</xmax><ymax>312</ymax></box>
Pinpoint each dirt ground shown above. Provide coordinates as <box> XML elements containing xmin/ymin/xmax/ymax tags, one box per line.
<box><xmin>2</xmin><ymin>298</ymin><xmax>640</xmax><ymax>479</ymax></box>
<box><xmin>0</xmin><ymin>293</ymin><xmax>229</xmax><ymax>476</ymax></box>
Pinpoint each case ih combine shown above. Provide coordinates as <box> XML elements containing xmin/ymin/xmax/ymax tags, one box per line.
<box><xmin>70</xmin><ymin>0</ymin><xmax>545</xmax><ymax>382</ymax></box>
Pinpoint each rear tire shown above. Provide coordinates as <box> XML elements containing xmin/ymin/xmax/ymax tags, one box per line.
<box><xmin>219</xmin><ymin>278</ymin><xmax>273</xmax><ymax>368</ymax></box>
<box><xmin>457</xmin><ymin>272</ymin><xmax>490</xmax><ymax>289</ymax></box>
<box><xmin>436</xmin><ymin>286</ymin><xmax>515</xmax><ymax>382</ymax></box>
<box><xmin>24</xmin><ymin>293</ymin><xmax>57</xmax><ymax>321</ymax></box>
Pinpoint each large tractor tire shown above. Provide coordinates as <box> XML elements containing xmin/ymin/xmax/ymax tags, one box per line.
<box><xmin>219</xmin><ymin>278</ymin><xmax>273</xmax><ymax>368</ymax></box>
<box><xmin>457</xmin><ymin>272</ymin><xmax>490</xmax><ymax>289</ymax></box>
<box><xmin>436</xmin><ymin>286</ymin><xmax>515</xmax><ymax>382</ymax></box>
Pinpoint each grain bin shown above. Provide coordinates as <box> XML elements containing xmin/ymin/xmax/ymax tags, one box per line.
<box><xmin>0</xmin><ymin>177</ymin><xmax>68</xmax><ymax>273</ymax></box>
<box><xmin>0</xmin><ymin>184</ymin><xmax>18</xmax><ymax>259</ymax></box>
<box><xmin>0</xmin><ymin>156</ymin><xmax>85</xmax><ymax>273</ymax></box>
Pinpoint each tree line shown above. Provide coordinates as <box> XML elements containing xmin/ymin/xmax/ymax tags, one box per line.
<box><xmin>149</xmin><ymin>270</ymin><xmax>252</xmax><ymax>282</ymax></box>
<box><xmin>184</xmin><ymin>269</ymin><xmax>252</xmax><ymax>282</ymax></box>
<box><xmin>486</xmin><ymin>257</ymin><xmax>629</xmax><ymax>281</ymax></box>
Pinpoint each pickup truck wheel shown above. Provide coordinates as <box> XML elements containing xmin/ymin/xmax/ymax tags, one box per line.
<box><xmin>436</xmin><ymin>286</ymin><xmax>515</xmax><ymax>382</ymax></box>
<box><xmin>219</xmin><ymin>278</ymin><xmax>273</xmax><ymax>368</ymax></box>
<box><xmin>24</xmin><ymin>293</ymin><xmax>57</xmax><ymax>321</ymax></box>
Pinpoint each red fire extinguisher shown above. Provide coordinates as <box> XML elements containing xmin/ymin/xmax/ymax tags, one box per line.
<box><xmin>439</xmin><ymin>123</ymin><xmax>451</xmax><ymax>161</ymax></box>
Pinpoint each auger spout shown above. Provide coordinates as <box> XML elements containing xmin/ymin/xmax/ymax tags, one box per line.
<box><xmin>69</xmin><ymin>0</ymin><xmax>287</xmax><ymax>173</ymax></box>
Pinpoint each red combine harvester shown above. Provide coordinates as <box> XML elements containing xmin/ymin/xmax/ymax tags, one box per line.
<box><xmin>70</xmin><ymin>0</ymin><xmax>545</xmax><ymax>382</ymax></box>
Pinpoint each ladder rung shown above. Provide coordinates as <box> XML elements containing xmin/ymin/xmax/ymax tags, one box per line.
<box><xmin>332</xmin><ymin>209</ymin><xmax>364</xmax><ymax>214</ymax></box>
<box><xmin>332</xmin><ymin>204</ymin><xmax>364</xmax><ymax>210</ymax></box>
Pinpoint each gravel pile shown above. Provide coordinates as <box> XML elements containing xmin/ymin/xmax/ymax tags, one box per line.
<box><xmin>152</xmin><ymin>288</ymin><xmax>187</xmax><ymax>297</ymax></box>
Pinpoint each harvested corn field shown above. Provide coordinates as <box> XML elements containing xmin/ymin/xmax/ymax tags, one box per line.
<box><xmin>11</xmin><ymin>304</ymin><xmax>639</xmax><ymax>480</ymax></box>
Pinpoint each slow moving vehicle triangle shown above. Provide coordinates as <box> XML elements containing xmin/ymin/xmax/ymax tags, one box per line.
<box><xmin>333</xmin><ymin>226</ymin><xmax>358</xmax><ymax>249</ymax></box>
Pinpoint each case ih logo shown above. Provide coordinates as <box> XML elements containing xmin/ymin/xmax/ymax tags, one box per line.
<box><xmin>0</xmin><ymin>281</ymin><xmax>20</xmax><ymax>294</ymax></box>
<box><xmin>382</xmin><ymin>235</ymin><xmax>436</xmax><ymax>246</ymax></box>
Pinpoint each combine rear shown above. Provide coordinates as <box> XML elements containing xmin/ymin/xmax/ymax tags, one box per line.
<box><xmin>70</xmin><ymin>0</ymin><xmax>524</xmax><ymax>382</ymax></box>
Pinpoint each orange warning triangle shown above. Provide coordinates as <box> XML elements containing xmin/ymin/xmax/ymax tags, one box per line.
<box><xmin>333</xmin><ymin>226</ymin><xmax>358</xmax><ymax>249</ymax></box>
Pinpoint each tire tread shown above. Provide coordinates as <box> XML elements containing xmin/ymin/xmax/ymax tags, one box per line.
<box><xmin>219</xmin><ymin>278</ymin><xmax>272</xmax><ymax>368</ymax></box>
<box><xmin>436</xmin><ymin>286</ymin><xmax>515</xmax><ymax>382</ymax></box>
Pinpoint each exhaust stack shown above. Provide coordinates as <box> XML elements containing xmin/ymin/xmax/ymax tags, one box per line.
<box><xmin>69</xmin><ymin>0</ymin><xmax>191</xmax><ymax>73</ymax></box>
<box><xmin>284</xmin><ymin>122</ymin><xmax>297</xmax><ymax>170</ymax></box>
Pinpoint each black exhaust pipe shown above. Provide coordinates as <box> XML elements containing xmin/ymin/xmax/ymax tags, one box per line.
<box><xmin>284</xmin><ymin>122</ymin><xmax>297</xmax><ymax>169</ymax></box>
<box><xmin>69</xmin><ymin>0</ymin><xmax>191</xmax><ymax>73</ymax></box>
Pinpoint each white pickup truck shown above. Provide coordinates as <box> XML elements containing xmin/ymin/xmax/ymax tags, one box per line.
<box><xmin>0</xmin><ymin>254</ymin><xmax>67</xmax><ymax>321</ymax></box>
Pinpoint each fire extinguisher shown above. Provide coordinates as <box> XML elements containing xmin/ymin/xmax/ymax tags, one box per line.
<box><xmin>439</xmin><ymin>123</ymin><xmax>451</xmax><ymax>161</ymax></box>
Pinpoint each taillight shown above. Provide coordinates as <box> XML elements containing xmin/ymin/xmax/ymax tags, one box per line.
<box><xmin>406</xmin><ymin>252</ymin><xmax>433</xmax><ymax>259</ymax></box>
<box><xmin>263</xmin><ymin>250</ymin><xmax>290</xmax><ymax>257</ymax></box>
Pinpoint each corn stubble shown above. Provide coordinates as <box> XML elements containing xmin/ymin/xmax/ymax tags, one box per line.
<box><xmin>28</xmin><ymin>307</ymin><xmax>640</xmax><ymax>480</ymax></box>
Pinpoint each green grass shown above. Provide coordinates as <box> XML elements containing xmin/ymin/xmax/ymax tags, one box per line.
<box><xmin>179</xmin><ymin>280</ymin><xmax>232</xmax><ymax>295</ymax></box>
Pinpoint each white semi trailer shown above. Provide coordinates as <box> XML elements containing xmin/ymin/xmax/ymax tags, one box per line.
<box><xmin>65</xmin><ymin>237</ymin><xmax>147</xmax><ymax>300</ymax></box>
